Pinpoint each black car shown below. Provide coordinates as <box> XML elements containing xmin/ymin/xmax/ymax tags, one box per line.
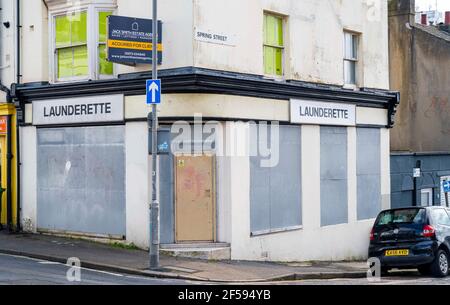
<box><xmin>369</xmin><ymin>206</ymin><xmax>450</xmax><ymax>277</ymax></box>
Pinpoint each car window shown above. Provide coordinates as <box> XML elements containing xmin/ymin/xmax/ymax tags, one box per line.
<box><xmin>431</xmin><ymin>209</ymin><xmax>450</xmax><ymax>226</ymax></box>
<box><xmin>376</xmin><ymin>209</ymin><xmax>426</xmax><ymax>226</ymax></box>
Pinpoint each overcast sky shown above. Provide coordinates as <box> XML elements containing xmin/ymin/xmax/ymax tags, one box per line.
<box><xmin>416</xmin><ymin>0</ymin><xmax>450</xmax><ymax>12</ymax></box>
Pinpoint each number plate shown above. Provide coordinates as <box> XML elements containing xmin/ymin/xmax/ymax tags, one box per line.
<box><xmin>385</xmin><ymin>249</ymin><xmax>409</xmax><ymax>257</ymax></box>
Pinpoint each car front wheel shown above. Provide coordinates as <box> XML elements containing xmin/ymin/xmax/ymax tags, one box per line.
<box><xmin>430</xmin><ymin>249</ymin><xmax>449</xmax><ymax>278</ymax></box>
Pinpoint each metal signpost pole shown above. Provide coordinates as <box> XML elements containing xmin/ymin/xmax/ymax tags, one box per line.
<box><xmin>446</xmin><ymin>190</ymin><xmax>449</xmax><ymax>208</ymax></box>
<box><xmin>445</xmin><ymin>181</ymin><xmax>450</xmax><ymax>208</ymax></box>
<box><xmin>149</xmin><ymin>0</ymin><xmax>160</xmax><ymax>270</ymax></box>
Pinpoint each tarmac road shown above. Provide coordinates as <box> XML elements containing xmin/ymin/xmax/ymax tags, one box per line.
<box><xmin>2</xmin><ymin>252</ymin><xmax>450</xmax><ymax>285</ymax></box>
<box><xmin>0</xmin><ymin>253</ymin><xmax>196</xmax><ymax>285</ymax></box>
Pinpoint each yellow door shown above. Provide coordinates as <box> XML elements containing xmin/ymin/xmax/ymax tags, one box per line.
<box><xmin>0</xmin><ymin>136</ymin><xmax>6</xmax><ymax>225</ymax></box>
<box><xmin>0</xmin><ymin>108</ymin><xmax>16</xmax><ymax>229</ymax></box>
<box><xmin>175</xmin><ymin>155</ymin><xmax>215</xmax><ymax>242</ymax></box>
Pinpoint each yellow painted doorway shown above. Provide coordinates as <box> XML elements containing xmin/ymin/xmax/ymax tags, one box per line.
<box><xmin>0</xmin><ymin>104</ymin><xmax>17</xmax><ymax>229</ymax></box>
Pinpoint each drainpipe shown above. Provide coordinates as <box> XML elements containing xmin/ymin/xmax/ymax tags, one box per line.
<box><xmin>413</xmin><ymin>160</ymin><xmax>422</xmax><ymax>207</ymax></box>
<box><xmin>0</xmin><ymin>4</ymin><xmax>11</xmax><ymax>102</ymax></box>
<box><xmin>14</xmin><ymin>0</ymin><xmax>21</xmax><ymax>232</ymax></box>
<box><xmin>0</xmin><ymin>3</ymin><xmax>3</xmax><ymax>230</ymax></box>
<box><xmin>0</xmin><ymin>2</ymin><xmax>12</xmax><ymax>231</ymax></box>
<box><xmin>16</xmin><ymin>0</ymin><xmax>20</xmax><ymax>84</ymax></box>
<box><xmin>0</xmin><ymin>1</ymin><xmax>19</xmax><ymax>232</ymax></box>
<box><xmin>6</xmin><ymin>114</ymin><xmax>12</xmax><ymax>230</ymax></box>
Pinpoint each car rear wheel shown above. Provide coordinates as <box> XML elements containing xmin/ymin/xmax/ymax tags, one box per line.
<box><xmin>430</xmin><ymin>249</ymin><xmax>449</xmax><ymax>278</ymax></box>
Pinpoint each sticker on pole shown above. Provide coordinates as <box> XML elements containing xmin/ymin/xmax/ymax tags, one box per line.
<box><xmin>146</xmin><ymin>79</ymin><xmax>161</xmax><ymax>104</ymax></box>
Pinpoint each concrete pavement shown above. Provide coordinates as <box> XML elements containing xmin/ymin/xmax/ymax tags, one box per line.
<box><xmin>0</xmin><ymin>231</ymin><xmax>370</xmax><ymax>282</ymax></box>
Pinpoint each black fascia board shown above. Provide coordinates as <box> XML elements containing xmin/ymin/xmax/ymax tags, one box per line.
<box><xmin>10</xmin><ymin>66</ymin><xmax>400</xmax><ymax>127</ymax></box>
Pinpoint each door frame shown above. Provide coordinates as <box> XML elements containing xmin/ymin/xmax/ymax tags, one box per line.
<box><xmin>173</xmin><ymin>153</ymin><xmax>217</xmax><ymax>243</ymax></box>
<box><xmin>0</xmin><ymin>135</ymin><xmax>5</xmax><ymax>225</ymax></box>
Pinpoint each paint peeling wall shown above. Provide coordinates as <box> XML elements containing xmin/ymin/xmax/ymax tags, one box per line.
<box><xmin>0</xmin><ymin>0</ymin><xmax>17</xmax><ymax>100</ymax></box>
<box><xmin>14</xmin><ymin>0</ymin><xmax>194</xmax><ymax>83</ymax></box>
<box><xmin>389</xmin><ymin>0</ymin><xmax>450</xmax><ymax>152</ymax></box>
<box><xmin>13</xmin><ymin>0</ymin><xmax>389</xmax><ymax>90</ymax></box>
<box><xmin>193</xmin><ymin>0</ymin><xmax>390</xmax><ymax>89</ymax></box>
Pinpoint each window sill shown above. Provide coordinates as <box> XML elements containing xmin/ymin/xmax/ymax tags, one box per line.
<box><xmin>52</xmin><ymin>75</ymin><xmax>116</xmax><ymax>84</ymax></box>
<box><xmin>262</xmin><ymin>74</ymin><xmax>285</xmax><ymax>82</ymax></box>
<box><xmin>53</xmin><ymin>77</ymin><xmax>92</xmax><ymax>84</ymax></box>
<box><xmin>251</xmin><ymin>225</ymin><xmax>303</xmax><ymax>237</ymax></box>
<box><xmin>342</xmin><ymin>84</ymin><xmax>360</xmax><ymax>91</ymax></box>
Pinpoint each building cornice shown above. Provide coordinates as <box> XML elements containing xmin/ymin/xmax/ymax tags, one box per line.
<box><xmin>11</xmin><ymin>67</ymin><xmax>400</xmax><ymax>127</ymax></box>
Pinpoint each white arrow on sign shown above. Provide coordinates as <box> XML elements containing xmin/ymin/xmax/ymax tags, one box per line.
<box><xmin>149</xmin><ymin>82</ymin><xmax>159</xmax><ymax>103</ymax></box>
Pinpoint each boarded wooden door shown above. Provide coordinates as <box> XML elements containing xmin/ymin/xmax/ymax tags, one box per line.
<box><xmin>175</xmin><ymin>155</ymin><xmax>215</xmax><ymax>242</ymax></box>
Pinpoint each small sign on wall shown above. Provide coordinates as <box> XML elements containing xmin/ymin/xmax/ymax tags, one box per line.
<box><xmin>148</xmin><ymin>129</ymin><xmax>170</xmax><ymax>155</ymax></box>
<box><xmin>290</xmin><ymin>99</ymin><xmax>356</xmax><ymax>126</ymax></box>
<box><xmin>107</xmin><ymin>15</ymin><xmax>163</xmax><ymax>64</ymax></box>
<box><xmin>32</xmin><ymin>95</ymin><xmax>124</xmax><ymax>126</ymax></box>
<box><xmin>443</xmin><ymin>181</ymin><xmax>450</xmax><ymax>193</ymax></box>
<box><xmin>441</xmin><ymin>176</ymin><xmax>450</xmax><ymax>207</ymax></box>
<box><xmin>194</xmin><ymin>28</ymin><xmax>236</xmax><ymax>46</ymax></box>
<box><xmin>0</xmin><ymin>116</ymin><xmax>8</xmax><ymax>135</ymax></box>
<box><xmin>413</xmin><ymin>168</ymin><xmax>421</xmax><ymax>178</ymax></box>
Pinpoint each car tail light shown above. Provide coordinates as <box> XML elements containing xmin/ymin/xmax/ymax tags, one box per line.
<box><xmin>370</xmin><ymin>228</ymin><xmax>375</xmax><ymax>241</ymax></box>
<box><xmin>423</xmin><ymin>225</ymin><xmax>436</xmax><ymax>238</ymax></box>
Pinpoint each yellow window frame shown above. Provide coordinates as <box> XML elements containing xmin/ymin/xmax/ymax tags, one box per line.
<box><xmin>263</xmin><ymin>13</ymin><xmax>284</xmax><ymax>76</ymax></box>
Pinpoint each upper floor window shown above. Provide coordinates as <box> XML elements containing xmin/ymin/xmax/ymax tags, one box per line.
<box><xmin>343</xmin><ymin>31</ymin><xmax>359</xmax><ymax>86</ymax></box>
<box><xmin>50</xmin><ymin>2</ymin><xmax>115</xmax><ymax>82</ymax></box>
<box><xmin>55</xmin><ymin>11</ymin><xmax>88</xmax><ymax>80</ymax></box>
<box><xmin>263</xmin><ymin>13</ymin><xmax>284</xmax><ymax>77</ymax></box>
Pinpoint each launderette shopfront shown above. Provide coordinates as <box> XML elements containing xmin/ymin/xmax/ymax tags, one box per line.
<box><xmin>30</xmin><ymin>94</ymin><xmax>126</xmax><ymax>238</ymax></box>
<box><xmin>14</xmin><ymin>67</ymin><xmax>400</xmax><ymax>261</ymax></box>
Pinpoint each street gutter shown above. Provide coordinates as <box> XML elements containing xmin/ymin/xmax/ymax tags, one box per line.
<box><xmin>0</xmin><ymin>248</ymin><xmax>368</xmax><ymax>283</ymax></box>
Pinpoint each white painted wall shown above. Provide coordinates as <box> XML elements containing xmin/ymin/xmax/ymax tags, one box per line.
<box><xmin>229</xmin><ymin>123</ymin><xmax>384</xmax><ymax>262</ymax></box>
<box><xmin>357</xmin><ymin>107</ymin><xmax>388</xmax><ymax>126</ymax></box>
<box><xmin>21</xmin><ymin>0</ymin><xmax>48</xmax><ymax>83</ymax></box>
<box><xmin>0</xmin><ymin>0</ymin><xmax>16</xmax><ymax>99</ymax></box>
<box><xmin>7</xmin><ymin>0</ymin><xmax>389</xmax><ymax>90</ymax></box>
<box><xmin>0</xmin><ymin>0</ymin><xmax>48</xmax><ymax>86</ymax></box>
<box><xmin>19</xmin><ymin>126</ymin><xmax>37</xmax><ymax>233</ymax></box>
<box><xmin>8</xmin><ymin>0</ymin><xmax>193</xmax><ymax>84</ymax></box>
<box><xmin>126</xmin><ymin>94</ymin><xmax>389</xmax><ymax>127</ymax></box>
<box><xmin>380</xmin><ymin>128</ymin><xmax>391</xmax><ymax>211</ymax></box>
<box><xmin>125</xmin><ymin>121</ymin><xmax>150</xmax><ymax>249</ymax></box>
<box><xmin>348</xmin><ymin>127</ymin><xmax>358</xmax><ymax>223</ymax></box>
<box><xmin>115</xmin><ymin>0</ymin><xmax>194</xmax><ymax>75</ymax></box>
<box><xmin>193</xmin><ymin>0</ymin><xmax>390</xmax><ymax>89</ymax></box>
<box><xmin>215</xmin><ymin>122</ymin><xmax>232</xmax><ymax>243</ymax></box>
<box><xmin>125</xmin><ymin>94</ymin><xmax>290</xmax><ymax>122</ymax></box>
